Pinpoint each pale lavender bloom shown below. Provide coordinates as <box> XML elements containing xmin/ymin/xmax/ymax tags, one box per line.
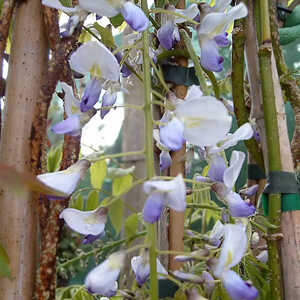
<box><xmin>241</xmin><ymin>184</ymin><xmax>259</xmax><ymax>197</ymax></box>
<box><xmin>52</xmin><ymin>114</ymin><xmax>81</xmax><ymax>136</ymax></box>
<box><xmin>159</xmin><ymin>117</ymin><xmax>185</xmax><ymax>151</ymax></box>
<box><xmin>198</xmin><ymin>3</ymin><xmax>248</xmax><ymax>72</ymax></box>
<box><xmin>100</xmin><ymin>92</ymin><xmax>117</xmax><ymax>119</ymax></box>
<box><xmin>60</xmin><ymin>207</ymin><xmax>108</xmax><ymax>243</ymax></box>
<box><xmin>60</xmin><ymin>15</ymin><xmax>80</xmax><ymax>38</ymax></box>
<box><xmin>143</xmin><ymin>174</ymin><xmax>186</xmax><ymax>223</ymax></box>
<box><xmin>157</xmin><ymin>21</ymin><xmax>179</xmax><ymax>50</ymax></box>
<box><xmin>157</xmin><ymin>4</ymin><xmax>199</xmax><ymax>49</ymax></box>
<box><xmin>143</xmin><ymin>193</ymin><xmax>165</xmax><ymax>224</ymax></box>
<box><xmin>85</xmin><ymin>252</ymin><xmax>125</xmax><ymax>296</ymax></box>
<box><xmin>121</xmin><ymin>2</ymin><xmax>149</xmax><ymax>32</ymax></box>
<box><xmin>222</xmin><ymin>270</ymin><xmax>258</xmax><ymax>300</ymax></box>
<box><xmin>80</xmin><ymin>78</ymin><xmax>102</xmax><ymax>112</ymax></box>
<box><xmin>160</xmin><ymin>150</ymin><xmax>172</xmax><ymax>171</ymax></box>
<box><xmin>173</xmin><ymin>271</ymin><xmax>203</xmax><ymax>283</ymax></box>
<box><xmin>213</xmin><ymin>224</ymin><xmax>258</xmax><ymax>300</ymax></box>
<box><xmin>206</xmin><ymin>151</ymin><xmax>256</xmax><ymax>217</ymax></box>
<box><xmin>256</xmin><ymin>250</ymin><xmax>268</xmax><ymax>264</ymax></box>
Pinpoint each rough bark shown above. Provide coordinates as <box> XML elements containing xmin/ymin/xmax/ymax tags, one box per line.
<box><xmin>0</xmin><ymin>0</ymin><xmax>48</xmax><ymax>298</ymax></box>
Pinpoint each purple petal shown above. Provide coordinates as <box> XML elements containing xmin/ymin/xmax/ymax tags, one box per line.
<box><xmin>143</xmin><ymin>193</ymin><xmax>165</xmax><ymax>224</ymax></box>
<box><xmin>157</xmin><ymin>21</ymin><xmax>175</xmax><ymax>50</ymax></box>
<box><xmin>202</xmin><ymin>271</ymin><xmax>215</xmax><ymax>296</ymax></box>
<box><xmin>193</xmin><ymin>13</ymin><xmax>200</xmax><ymax>23</ymax></box>
<box><xmin>160</xmin><ymin>151</ymin><xmax>172</xmax><ymax>171</ymax></box>
<box><xmin>121</xmin><ymin>2</ymin><xmax>149</xmax><ymax>32</ymax></box>
<box><xmin>208</xmin><ymin>155</ymin><xmax>227</xmax><ymax>182</ymax></box>
<box><xmin>100</xmin><ymin>92</ymin><xmax>117</xmax><ymax>119</ymax></box>
<box><xmin>82</xmin><ymin>231</ymin><xmax>105</xmax><ymax>244</ymax></box>
<box><xmin>80</xmin><ymin>78</ymin><xmax>102</xmax><ymax>112</ymax></box>
<box><xmin>51</xmin><ymin>114</ymin><xmax>80</xmax><ymax>136</ymax></box>
<box><xmin>200</xmin><ymin>37</ymin><xmax>224</xmax><ymax>72</ymax></box>
<box><xmin>159</xmin><ymin>117</ymin><xmax>185</xmax><ymax>151</ymax></box>
<box><xmin>96</xmin><ymin>15</ymin><xmax>102</xmax><ymax>20</ymax></box>
<box><xmin>226</xmin><ymin>192</ymin><xmax>256</xmax><ymax>217</ymax></box>
<box><xmin>243</xmin><ymin>185</ymin><xmax>259</xmax><ymax>197</ymax></box>
<box><xmin>214</xmin><ymin>32</ymin><xmax>229</xmax><ymax>47</ymax></box>
<box><xmin>222</xmin><ymin>270</ymin><xmax>258</xmax><ymax>300</ymax></box>
<box><xmin>115</xmin><ymin>52</ymin><xmax>132</xmax><ymax>78</ymax></box>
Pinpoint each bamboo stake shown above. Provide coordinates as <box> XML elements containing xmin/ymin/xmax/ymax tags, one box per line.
<box><xmin>0</xmin><ymin>0</ymin><xmax>48</xmax><ymax>298</ymax></box>
<box><xmin>168</xmin><ymin>0</ymin><xmax>187</xmax><ymax>271</ymax></box>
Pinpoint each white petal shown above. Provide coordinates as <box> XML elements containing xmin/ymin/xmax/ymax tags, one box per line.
<box><xmin>78</xmin><ymin>0</ymin><xmax>120</xmax><ymax>17</ymax></box>
<box><xmin>185</xmin><ymin>85</ymin><xmax>203</xmax><ymax>102</ymax></box>
<box><xmin>220</xmin><ymin>123</ymin><xmax>253</xmax><ymax>151</ymax></box>
<box><xmin>212</xmin><ymin>0</ymin><xmax>232</xmax><ymax>12</ymax></box>
<box><xmin>175</xmin><ymin>96</ymin><xmax>232</xmax><ymax>146</ymax></box>
<box><xmin>143</xmin><ymin>174</ymin><xmax>186</xmax><ymax>212</ymax></box>
<box><xmin>174</xmin><ymin>4</ymin><xmax>199</xmax><ymax>24</ymax></box>
<box><xmin>85</xmin><ymin>259</ymin><xmax>119</xmax><ymax>296</ymax></box>
<box><xmin>60</xmin><ymin>82</ymin><xmax>80</xmax><ymax>117</ymax></box>
<box><xmin>209</xmin><ymin>220</ymin><xmax>225</xmax><ymax>246</ymax></box>
<box><xmin>213</xmin><ymin>224</ymin><xmax>247</xmax><ymax>277</ymax></box>
<box><xmin>69</xmin><ymin>41</ymin><xmax>120</xmax><ymax>81</ymax></box>
<box><xmin>256</xmin><ymin>250</ymin><xmax>268</xmax><ymax>264</ymax></box>
<box><xmin>60</xmin><ymin>207</ymin><xmax>107</xmax><ymax>235</ymax></box>
<box><xmin>223</xmin><ymin>151</ymin><xmax>245</xmax><ymax>190</ymax></box>
<box><xmin>42</xmin><ymin>0</ymin><xmax>80</xmax><ymax>13</ymax></box>
<box><xmin>157</xmin><ymin>258</ymin><xmax>168</xmax><ymax>278</ymax></box>
<box><xmin>37</xmin><ymin>159</ymin><xmax>90</xmax><ymax>195</ymax></box>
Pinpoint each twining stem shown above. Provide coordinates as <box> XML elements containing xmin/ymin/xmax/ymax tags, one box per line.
<box><xmin>85</xmin><ymin>149</ymin><xmax>145</xmax><ymax>162</ymax></box>
<box><xmin>258</xmin><ymin>0</ymin><xmax>283</xmax><ymax>298</ymax></box>
<box><xmin>203</xmin><ymin>69</ymin><xmax>220</xmax><ymax>98</ymax></box>
<box><xmin>142</xmin><ymin>0</ymin><xmax>158</xmax><ymax>298</ymax></box>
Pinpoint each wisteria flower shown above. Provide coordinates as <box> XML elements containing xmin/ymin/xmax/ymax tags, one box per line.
<box><xmin>197</xmin><ymin>3</ymin><xmax>248</xmax><ymax>72</ymax></box>
<box><xmin>85</xmin><ymin>251</ymin><xmax>125</xmax><ymax>296</ymax></box>
<box><xmin>157</xmin><ymin>4</ymin><xmax>199</xmax><ymax>50</ymax></box>
<box><xmin>60</xmin><ymin>206</ymin><xmax>108</xmax><ymax>244</ymax></box>
<box><xmin>51</xmin><ymin>82</ymin><xmax>97</xmax><ymax>136</ymax></box>
<box><xmin>79</xmin><ymin>0</ymin><xmax>148</xmax><ymax>32</ymax></box>
<box><xmin>37</xmin><ymin>159</ymin><xmax>90</xmax><ymax>198</ymax></box>
<box><xmin>197</xmin><ymin>151</ymin><xmax>256</xmax><ymax>217</ymax></box>
<box><xmin>143</xmin><ymin>174</ymin><xmax>186</xmax><ymax>223</ymax></box>
<box><xmin>153</xmin><ymin>129</ymin><xmax>172</xmax><ymax>171</ymax></box>
<box><xmin>208</xmin><ymin>220</ymin><xmax>225</xmax><ymax>246</ymax></box>
<box><xmin>131</xmin><ymin>252</ymin><xmax>168</xmax><ymax>286</ymax></box>
<box><xmin>208</xmin><ymin>123</ymin><xmax>254</xmax><ymax>154</ymax></box>
<box><xmin>174</xmin><ymin>85</ymin><xmax>232</xmax><ymax>147</ymax></box>
<box><xmin>213</xmin><ymin>224</ymin><xmax>258</xmax><ymax>300</ymax></box>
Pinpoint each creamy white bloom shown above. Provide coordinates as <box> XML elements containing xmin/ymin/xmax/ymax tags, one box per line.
<box><xmin>60</xmin><ymin>206</ymin><xmax>108</xmax><ymax>236</ymax></box>
<box><xmin>69</xmin><ymin>41</ymin><xmax>120</xmax><ymax>81</ymax></box>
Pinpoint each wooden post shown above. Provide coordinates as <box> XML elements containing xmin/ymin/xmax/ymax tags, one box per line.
<box><xmin>0</xmin><ymin>0</ymin><xmax>48</xmax><ymax>298</ymax></box>
<box><xmin>168</xmin><ymin>0</ymin><xmax>187</xmax><ymax>271</ymax></box>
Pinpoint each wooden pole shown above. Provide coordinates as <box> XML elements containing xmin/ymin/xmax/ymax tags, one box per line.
<box><xmin>168</xmin><ymin>0</ymin><xmax>187</xmax><ymax>271</ymax></box>
<box><xmin>0</xmin><ymin>0</ymin><xmax>48</xmax><ymax>298</ymax></box>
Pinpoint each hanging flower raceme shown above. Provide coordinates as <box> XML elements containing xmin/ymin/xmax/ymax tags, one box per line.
<box><xmin>85</xmin><ymin>251</ymin><xmax>125</xmax><ymax>296</ymax></box>
<box><xmin>213</xmin><ymin>224</ymin><xmax>258</xmax><ymax>300</ymax></box>
<box><xmin>197</xmin><ymin>151</ymin><xmax>256</xmax><ymax>217</ymax></box>
<box><xmin>51</xmin><ymin>82</ymin><xmax>97</xmax><ymax>136</ymax></box>
<box><xmin>159</xmin><ymin>86</ymin><xmax>232</xmax><ymax>149</ymax></box>
<box><xmin>142</xmin><ymin>174</ymin><xmax>186</xmax><ymax>223</ymax></box>
<box><xmin>197</xmin><ymin>2</ymin><xmax>248</xmax><ymax>72</ymax></box>
<box><xmin>69</xmin><ymin>41</ymin><xmax>120</xmax><ymax>112</ymax></box>
<box><xmin>157</xmin><ymin>4</ymin><xmax>199</xmax><ymax>50</ymax></box>
<box><xmin>37</xmin><ymin>159</ymin><xmax>90</xmax><ymax>199</ymax></box>
<box><xmin>60</xmin><ymin>206</ymin><xmax>108</xmax><ymax>244</ymax></box>
<box><xmin>131</xmin><ymin>251</ymin><xmax>168</xmax><ymax>286</ymax></box>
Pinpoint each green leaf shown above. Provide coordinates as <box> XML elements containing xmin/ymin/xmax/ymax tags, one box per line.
<box><xmin>174</xmin><ymin>290</ymin><xmax>187</xmax><ymax>300</ymax></box>
<box><xmin>124</xmin><ymin>213</ymin><xmax>139</xmax><ymax>239</ymax></box>
<box><xmin>47</xmin><ymin>146</ymin><xmax>62</xmax><ymax>172</ymax></box>
<box><xmin>110</xmin><ymin>14</ymin><xmax>124</xmax><ymax>28</ymax></box>
<box><xmin>78</xmin><ymin>30</ymin><xmax>92</xmax><ymax>44</ymax></box>
<box><xmin>90</xmin><ymin>160</ymin><xmax>107</xmax><ymax>189</ymax></box>
<box><xmin>0</xmin><ymin>243</ymin><xmax>10</xmax><ymax>278</ymax></box>
<box><xmin>59</xmin><ymin>0</ymin><xmax>73</xmax><ymax>8</ymax></box>
<box><xmin>93</xmin><ymin>23</ymin><xmax>115</xmax><ymax>48</ymax></box>
<box><xmin>70</xmin><ymin>194</ymin><xmax>84</xmax><ymax>210</ymax></box>
<box><xmin>86</xmin><ymin>190</ymin><xmax>99</xmax><ymax>211</ymax></box>
<box><xmin>109</xmin><ymin>198</ymin><xmax>124</xmax><ymax>235</ymax></box>
<box><xmin>112</xmin><ymin>174</ymin><xmax>133</xmax><ymax>196</ymax></box>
